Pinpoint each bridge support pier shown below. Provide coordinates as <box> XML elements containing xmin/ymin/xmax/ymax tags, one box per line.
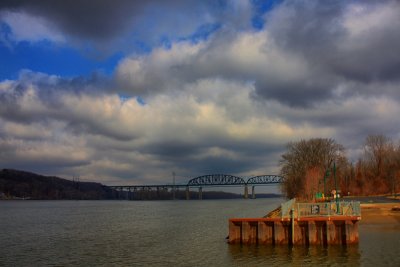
<box><xmin>186</xmin><ymin>186</ymin><xmax>190</xmax><ymax>200</ymax></box>
<box><xmin>244</xmin><ymin>185</ymin><xmax>248</xmax><ymax>199</ymax></box>
<box><xmin>128</xmin><ymin>188</ymin><xmax>132</xmax><ymax>200</ymax></box>
<box><xmin>119</xmin><ymin>187</ymin><xmax>123</xmax><ymax>199</ymax></box>
<box><xmin>199</xmin><ymin>187</ymin><xmax>203</xmax><ymax>200</ymax></box>
<box><xmin>251</xmin><ymin>186</ymin><xmax>255</xmax><ymax>199</ymax></box>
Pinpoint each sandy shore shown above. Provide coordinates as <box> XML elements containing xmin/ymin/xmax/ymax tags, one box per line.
<box><xmin>360</xmin><ymin>203</ymin><xmax>400</xmax><ymax>225</ymax></box>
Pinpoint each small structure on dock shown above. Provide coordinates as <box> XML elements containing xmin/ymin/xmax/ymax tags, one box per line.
<box><xmin>228</xmin><ymin>199</ymin><xmax>361</xmax><ymax>245</ymax></box>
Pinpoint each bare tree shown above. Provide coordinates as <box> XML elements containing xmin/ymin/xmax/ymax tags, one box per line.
<box><xmin>362</xmin><ymin>134</ymin><xmax>394</xmax><ymax>193</ymax></box>
<box><xmin>280</xmin><ymin>138</ymin><xmax>345</xmax><ymax>199</ymax></box>
<box><xmin>364</xmin><ymin>134</ymin><xmax>393</xmax><ymax>177</ymax></box>
<box><xmin>387</xmin><ymin>141</ymin><xmax>400</xmax><ymax>196</ymax></box>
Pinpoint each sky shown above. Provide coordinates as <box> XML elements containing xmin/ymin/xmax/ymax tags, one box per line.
<box><xmin>1</xmin><ymin>0</ymin><xmax>400</xmax><ymax>186</ymax></box>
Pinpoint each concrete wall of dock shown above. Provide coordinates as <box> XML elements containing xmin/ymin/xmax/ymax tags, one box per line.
<box><xmin>228</xmin><ymin>217</ymin><xmax>359</xmax><ymax>245</ymax></box>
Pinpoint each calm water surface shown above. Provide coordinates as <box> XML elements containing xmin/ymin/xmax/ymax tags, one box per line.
<box><xmin>0</xmin><ymin>199</ymin><xmax>399</xmax><ymax>266</ymax></box>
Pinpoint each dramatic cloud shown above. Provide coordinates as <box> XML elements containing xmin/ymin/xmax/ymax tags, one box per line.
<box><xmin>117</xmin><ymin>0</ymin><xmax>400</xmax><ymax>106</ymax></box>
<box><xmin>0</xmin><ymin>72</ymin><xmax>336</xmax><ymax>183</ymax></box>
<box><xmin>0</xmin><ymin>0</ymin><xmax>242</xmax><ymax>52</ymax></box>
<box><xmin>1</xmin><ymin>0</ymin><xmax>400</xmax><ymax>186</ymax></box>
<box><xmin>0</xmin><ymin>0</ymin><xmax>152</xmax><ymax>41</ymax></box>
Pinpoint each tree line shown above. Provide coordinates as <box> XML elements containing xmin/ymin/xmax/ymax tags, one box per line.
<box><xmin>0</xmin><ymin>169</ymin><xmax>117</xmax><ymax>200</ymax></box>
<box><xmin>280</xmin><ymin>135</ymin><xmax>400</xmax><ymax>199</ymax></box>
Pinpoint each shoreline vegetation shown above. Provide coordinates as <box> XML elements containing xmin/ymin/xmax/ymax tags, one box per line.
<box><xmin>0</xmin><ymin>169</ymin><xmax>116</xmax><ymax>200</ymax></box>
<box><xmin>280</xmin><ymin>135</ymin><xmax>400</xmax><ymax>200</ymax></box>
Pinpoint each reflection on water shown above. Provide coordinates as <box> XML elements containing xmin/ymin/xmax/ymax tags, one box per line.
<box><xmin>359</xmin><ymin>224</ymin><xmax>400</xmax><ymax>267</ymax></box>
<box><xmin>229</xmin><ymin>244</ymin><xmax>361</xmax><ymax>266</ymax></box>
<box><xmin>0</xmin><ymin>199</ymin><xmax>399</xmax><ymax>266</ymax></box>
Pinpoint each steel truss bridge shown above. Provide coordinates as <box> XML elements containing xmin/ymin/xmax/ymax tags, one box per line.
<box><xmin>109</xmin><ymin>174</ymin><xmax>283</xmax><ymax>200</ymax></box>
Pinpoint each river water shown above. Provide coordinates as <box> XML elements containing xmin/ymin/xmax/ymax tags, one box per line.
<box><xmin>0</xmin><ymin>198</ymin><xmax>399</xmax><ymax>266</ymax></box>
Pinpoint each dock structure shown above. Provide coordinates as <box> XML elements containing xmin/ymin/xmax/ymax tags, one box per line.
<box><xmin>228</xmin><ymin>199</ymin><xmax>361</xmax><ymax>245</ymax></box>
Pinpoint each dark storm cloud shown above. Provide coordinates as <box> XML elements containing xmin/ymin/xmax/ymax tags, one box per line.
<box><xmin>253</xmin><ymin>73</ymin><xmax>338</xmax><ymax>107</ymax></box>
<box><xmin>140</xmin><ymin>135</ymin><xmax>284</xmax><ymax>176</ymax></box>
<box><xmin>0</xmin><ymin>0</ymin><xmax>150</xmax><ymax>41</ymax></box>
<box><xmin>185</xmin><ymin>156</ymin><xmax>259</xmax><ymax>176</ymax></box>
<box><xmin>259</xmin><ymin>0</ymin><xmax>400</xmax><ymax>105</ymax></box>
<box><xmin>267</xmin><ymin>1</ymin><xmax>347</xmax><ymax>60</ymax></box>
<box><xmin>0</xmin><ymin>0</ymin><xmax>223</xmax><ymax>43</ymax></box>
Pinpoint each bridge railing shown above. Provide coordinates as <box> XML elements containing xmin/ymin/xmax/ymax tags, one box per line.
<box><xmin>187</xmin><ymin>174</ymin><xmax>246</xmax><ymax>186</ymax></box>
<box><xmin>246</xmin><ymin>175</ymin><xmax>283</xmax><ymax>185</ymax></box>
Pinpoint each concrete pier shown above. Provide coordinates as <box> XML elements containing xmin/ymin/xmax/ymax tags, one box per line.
<box><xmin>186</xmin><ymin>186</ymin><xmax>190</xmax><ymax>200</ymax></box>
<box><xmin>228</xmin><ymin>216</ymin><xmax>360</xmax><ymax>245</ymax></box>
<box><xmin>229</xmin><ymin>199</ymin><xmax>361</xmax><ymax>245</ymax></box>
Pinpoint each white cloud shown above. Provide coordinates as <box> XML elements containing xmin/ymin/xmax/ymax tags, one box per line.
<box><xmin>343</xmin><ymin>2</ymin><xmax>400</xmax><ymax>38</ymax></box>
<box><xmin>115</xmin><ymin>29</ymin><xmax>313</xmax><ymax>104</ymax></box>
<box><xmin>0</xmin><ymin>11</ymin><xmax>65</xmax><ymax>43</ymax></box>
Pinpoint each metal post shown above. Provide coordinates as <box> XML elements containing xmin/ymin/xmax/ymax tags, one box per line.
<box><xmin>324</xmin><ymin>169</ymin><xmax>330</xmax><ymax>200</ymax></box>
<box><xmin>297</xmin><ymin>203</ymin><xmax>300</xmax><ymax>220</ymax></box>
<box><xmin>291</xmin><ymin>208</ymin><xmax>295</xmax><ymax>245</ymax></box>
<box><xmin>334</xmin><ymin>162</ymin><xmax>340</xmax><ymax>213</ymax></box>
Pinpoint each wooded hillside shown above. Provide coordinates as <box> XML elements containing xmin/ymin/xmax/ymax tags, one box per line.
<box><xmin>0</xmin><ymin>169</ymin><xmax>116</xmax><ymax>200</ymax></box>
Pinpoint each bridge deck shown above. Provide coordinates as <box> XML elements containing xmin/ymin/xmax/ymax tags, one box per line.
<box><xmin>109</xmin><ymin>174</ymin><xmax>283</xmax><ymax>188</ymax></box>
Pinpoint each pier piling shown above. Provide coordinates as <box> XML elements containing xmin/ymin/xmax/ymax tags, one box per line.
<box><xmin>228</xmin><ymin>218</ymin><xmax>360</xmax><ymax>245</ymax></box>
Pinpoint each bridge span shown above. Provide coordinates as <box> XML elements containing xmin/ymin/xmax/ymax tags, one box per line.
<box><xmin>109</xmin><ymin>174</ymin><xmax>283</xmax><ymax>200</ymax></box>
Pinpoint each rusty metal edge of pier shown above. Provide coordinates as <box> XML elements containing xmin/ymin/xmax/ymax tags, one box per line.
<box><xmin>228</xmin><ymin>216</ymin><xmax>360</xmax><ymax>245</ymax></box>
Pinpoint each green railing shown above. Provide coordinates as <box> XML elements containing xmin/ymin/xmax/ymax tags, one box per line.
<box><xmin>281</xmin><ymin>198</ymin><xmax>296</xmax><ymax>219</ymax></box>
<box><xmin>281</xmin><ymin>199</ymin><xmax>361</xmax><ymax>219</ymax></box>
<box><xmin>295</xmin><ymin>201</ymin><xmax>361</xmax><ymax>219</ymax></box>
